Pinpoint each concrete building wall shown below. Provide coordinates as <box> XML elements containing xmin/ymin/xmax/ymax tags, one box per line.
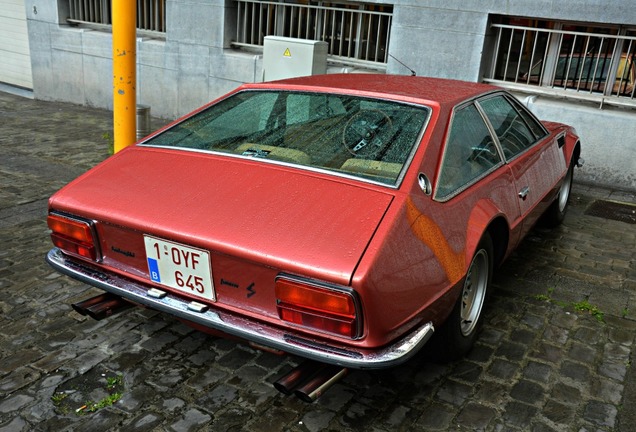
<box><xmin>384</xmin><ymin>1</ymin><xmax>636</xmax><ymax>189</ymax></box>
<box><xmin>385</xmin><ymin>1</ymin><xmax>636</xmax><ymax>79</ymax></box>
<box><xmin>24</xmin><ymin>0</ymin><xmax>636</xmax><ymax>190</ymax></box>
<box><xmin>521</xmin><ymin>95</ymin><xmax>636</xmax><ymax>189</ymax></box>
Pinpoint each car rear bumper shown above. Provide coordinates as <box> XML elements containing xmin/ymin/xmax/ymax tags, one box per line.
<box><xmin>46</xmin><ymin>247</ymin><xmax>434</xmax><ymax>369</ymax></box>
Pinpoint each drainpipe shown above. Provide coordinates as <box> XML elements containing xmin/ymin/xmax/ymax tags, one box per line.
<box><xmin>112</xmin><ymin>0</ymin><xmax>136</xmax><ymax>153</ymax></box>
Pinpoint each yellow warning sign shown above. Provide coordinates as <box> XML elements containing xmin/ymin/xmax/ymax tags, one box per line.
<box><xmin>283</xmin><ymin>48</ymin><xmax>292</xmax><ymax>57</ymax></box>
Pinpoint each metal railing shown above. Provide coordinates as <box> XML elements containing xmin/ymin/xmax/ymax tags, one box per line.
<box><xmin>68</xmin><ymin>0</ymin><xmax>166</xmax><ymax>34</ymax></box>
<box><xmin>485</xmin><ymin>23</ymin><xmax>636</xmax><ymax>108</ymax></box>
<box><xmin>233</xmin><ymin>0</ymin><xmax>392</xmax><ymax>65</ymax></box>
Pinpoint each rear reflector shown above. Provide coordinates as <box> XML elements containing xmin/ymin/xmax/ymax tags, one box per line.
<box><xmin>275</xmin><ymin>278</ymin><xmax>359</xmax><ymax>339</ymax></box>
<box><xmin>47</xmin><ymin>213</ymin><xmax>98</xmax><ymax>261</ymax></box>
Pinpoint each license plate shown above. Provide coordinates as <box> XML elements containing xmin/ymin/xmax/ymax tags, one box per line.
<box><xmin>143</xmin><ymin>236</ymin><xmax>215</xmax><ymax>302</ymax></box>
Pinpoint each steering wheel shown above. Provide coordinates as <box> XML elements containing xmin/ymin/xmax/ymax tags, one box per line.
<box><xmin>469</xmin><ymin>141</ymin><xmax>498</xmax><ymax>165</ymax></box>
<box><xmin>342</xmin><ymin>110</ymin><xmax>393</xmax><ymax>157</ymax></box>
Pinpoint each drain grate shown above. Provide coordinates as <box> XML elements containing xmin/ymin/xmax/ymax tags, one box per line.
<box><xmin>585</xmin><ymin>200</ymin><xmax>636</xmax><ymax>224</ymax></box>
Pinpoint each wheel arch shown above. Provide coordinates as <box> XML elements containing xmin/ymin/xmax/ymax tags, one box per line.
<box><xmin>485</xmin><ymin>216</ymin><xmax>509</xmax><ymax>268</ymax></box>
<box><xmin>564</xmin><ymin>126</ymin><xmax>582</xmax><ymax>168</ymax></box>
<box><xmin>465</xmin><ymin>200</ymin><xmax>510</xmax><ymax>269</ymax></box>
<box><xmin>572</xmin><ymin>140</ymin><xmax>582</xmax><ymax>167</ymax></box>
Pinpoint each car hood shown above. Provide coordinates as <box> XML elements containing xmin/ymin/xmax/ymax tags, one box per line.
<box><xmin>50</xmin><ymin>146</ymin><xmax>395</xmax><ymax>285</ymax></box>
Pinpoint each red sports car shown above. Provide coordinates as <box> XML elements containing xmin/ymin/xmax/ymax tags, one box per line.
<box><xmin>47</xmin><ymin>74</ymin><xmax>581</xmax><ymax>399</ymax></box>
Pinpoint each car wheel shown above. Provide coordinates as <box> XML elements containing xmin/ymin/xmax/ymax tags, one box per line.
<box><xmin>432</xmin><ymin>233</ymin><xmax>493</xmax><ymax>361</ymax></box>
<box><xmin>543</xmin><ymin>163</ymin><xmax>574</xmax><ymax>227</ymax></box>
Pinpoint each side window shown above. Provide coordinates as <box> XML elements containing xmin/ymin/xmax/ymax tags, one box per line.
<box><xmin>478</xmin><ymin>95</ymin><xmax>538</xmax><ymax>159</ymax></box>
<box><xmin>507</xmin><ymin>96</ymin><xmax>548</xmax><ymax>140</ymax></box>
<box><xmin>436</xmin><ymin>104</ymin><xmax>502</xmax><ymax>198</ymax></box>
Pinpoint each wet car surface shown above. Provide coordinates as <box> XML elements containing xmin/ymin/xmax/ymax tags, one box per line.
<box><xmin>46</xmin><ymin>75</ymin><xmax>581</xmax><ymax>392</ymax></box>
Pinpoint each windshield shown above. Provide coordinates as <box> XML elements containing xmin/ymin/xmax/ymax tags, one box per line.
<box><xmin>143</xmin><ymin>90</ymin><xmax>431</xmax><ymax>186</ymax></box>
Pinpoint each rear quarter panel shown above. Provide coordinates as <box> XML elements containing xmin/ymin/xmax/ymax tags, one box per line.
<box><xmin>349</xmin><ymin>99</ymin><xmax>522</xmax><ymax>347</ymax></box>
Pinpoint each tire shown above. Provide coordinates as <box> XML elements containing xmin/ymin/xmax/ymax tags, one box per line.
<box><xmin>432</xmin><ymin>233</ymin><xmax>494</xmax><ymax>361</ymax></box>
<box><xmin>543</xmin><ymin>163</ymin><xmax>574</xmax><ymax>227</ymax></box>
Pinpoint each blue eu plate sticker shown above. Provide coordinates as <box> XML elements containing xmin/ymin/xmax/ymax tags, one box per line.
<box><xmin>147</xmin><ymin>258</ymin><xmax>161</xmax><ymax>283</ymax></box>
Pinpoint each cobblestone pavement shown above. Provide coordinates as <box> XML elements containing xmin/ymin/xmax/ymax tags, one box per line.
<box><xmin>1</xmin><ymin>91</ymin><xmax>635</xmax><ymax>432</ymax></box>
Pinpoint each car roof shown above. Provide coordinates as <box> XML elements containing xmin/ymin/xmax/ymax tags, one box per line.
<box><xmin>240</xmin><ymin>74</ymin><xmax>499</xmax><ymax>109</ymax></box>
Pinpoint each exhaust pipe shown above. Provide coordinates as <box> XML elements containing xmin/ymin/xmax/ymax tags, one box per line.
<box><xmin>294</xmin><ymin>365</ymin><xmax>348</xmax><ymax>402</ymax></box>
<box><xmin>72</xmin><ymin>293</ymin><xmax>133</xmax><ymax>320</ymax></box>
<box><xmin>274</xmin><ymin>361</ymin><xmax>323</xmax><ymax>395</ymax></box>
<box><xmin>273</xmin><ymin>360</ymin><xmax>347</xmax><ymax>402</ymax></box>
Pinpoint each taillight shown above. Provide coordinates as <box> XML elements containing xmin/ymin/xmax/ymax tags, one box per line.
<box><xmin>47</xmin><ymin>213</ymin><xmax>98</xmax><ymax>261</ymax></box>
<box><xmin>275</xmin><ymin>277</ymin><xmax>360</xmax><ymax>339</ymax></box>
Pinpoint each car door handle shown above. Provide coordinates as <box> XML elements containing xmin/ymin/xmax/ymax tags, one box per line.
<box><xmin>518</xmin><ymin>186</ymin><xmax>530</xmax><ymax>200</ymax></box>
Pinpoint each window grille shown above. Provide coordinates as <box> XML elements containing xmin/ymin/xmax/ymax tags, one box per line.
<box><xmin>68</xmin><ymin>0</ymin><xmax>166</xmax><ymax>34</ymax></box>
<box><xmin>233</xmin><ymin>0</ymin><xmax>393</xmax><ymax>65</ymax></box>
<box><xmin>484</xmin><ymin>19</ymin><xmax>636</xmax><ymax>107</ymax></box>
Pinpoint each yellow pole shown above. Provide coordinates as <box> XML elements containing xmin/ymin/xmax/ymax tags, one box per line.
<box><xmin>112</xmin><ymin>0</ymin><xmax>136</xmax><ymax>153</ymax></box>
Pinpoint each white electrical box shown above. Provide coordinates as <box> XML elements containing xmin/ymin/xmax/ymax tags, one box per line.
<box><xmin>263</xmin><ymin>36</ymin><xmax>328</xmax><ymax>81</ymax></box>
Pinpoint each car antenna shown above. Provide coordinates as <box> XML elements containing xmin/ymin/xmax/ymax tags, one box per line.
<box><xmin>389</xmin><ymin>54</ymin><xmax>416</xmax><ymax>76</ymax></box>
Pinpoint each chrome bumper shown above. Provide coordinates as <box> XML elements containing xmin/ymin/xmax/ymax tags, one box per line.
<box><xmin>46</xmin><ymin>248</ymin><xmax>434</xmax><ymax>369</ymax></box>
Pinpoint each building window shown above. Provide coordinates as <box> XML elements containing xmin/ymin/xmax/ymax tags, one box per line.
<box><xmin>68</xmin><ymin>0</ymin><xmax>166</xmax><ymax>34</ymax></box>
<box><xmin>484</xmin><ymin>16</ymin><xmax>636</xmax><ymax>108</ymax></box>
<box><xmin>233</xmin><ymin>0</ymin><xmax>393</xmax><ymax>65</ymax></box>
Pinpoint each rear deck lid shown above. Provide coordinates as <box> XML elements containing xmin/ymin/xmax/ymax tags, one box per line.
<box><xmin>50</xmin><ymin>146</ymin><xmax>395</xmax><ymax>284</ymax></box>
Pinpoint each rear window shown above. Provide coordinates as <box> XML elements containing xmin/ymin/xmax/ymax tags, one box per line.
<box><xmin>143</xmin><ymin>90</ymin><xmax>431</xmax><ymax>186</ymax></box>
